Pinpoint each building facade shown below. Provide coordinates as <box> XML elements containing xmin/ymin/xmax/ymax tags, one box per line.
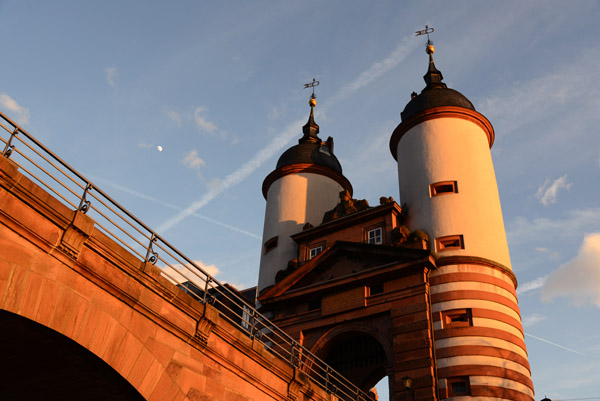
<box><xmin>257</xmin><ymin>45</ymin><xmax>533</xmax><ymax>401</ymax></box>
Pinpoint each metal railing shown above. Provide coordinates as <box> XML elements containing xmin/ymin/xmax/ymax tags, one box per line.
<box><xmin>0</xmin><ymin>110</ymin><xmax>371</xmax><ymax>401</ymax></box>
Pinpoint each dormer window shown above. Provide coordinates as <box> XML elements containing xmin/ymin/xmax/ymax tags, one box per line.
<box><xmin>367</xmin><ymin>227</ymin><xmax>383</xmax><ymax>244</ymax></box>
<box><xmin>309</xmin><ymin>246</ymin><xmax>323</xmax><ymax>259</ymax></box>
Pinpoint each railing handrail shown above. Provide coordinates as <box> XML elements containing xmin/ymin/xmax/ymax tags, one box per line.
<box><xmin>0</xmin><ymin>110</ymin><xmax>371</xmax><ymax>401</ymax></box>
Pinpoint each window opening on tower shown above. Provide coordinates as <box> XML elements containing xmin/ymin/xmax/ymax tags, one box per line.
<box><xmin>435</xmin><ymin>235</ymin><xmax>464</xmax><ymax>252</ymax></box>
<box><xmin>430</xmin><ymin>180</ymin><xmax>458</xmax><ymax>197</ymax></box>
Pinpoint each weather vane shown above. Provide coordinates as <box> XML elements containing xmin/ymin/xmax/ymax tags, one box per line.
<box><xmin>415</xmin><ymin>25</ymin><xmax>435</xmax><ymax>46</ymax></box>
<box><xmin>303</xmin><ymin>78</ymin><xmax>320</xmax><ymax>98</ymax></box>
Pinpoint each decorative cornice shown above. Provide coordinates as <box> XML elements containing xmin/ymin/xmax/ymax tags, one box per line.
<box><xmin>435</xmin><ymin>255</ymin><xmax>518</xmax><ymax>289</ymax></box>
<box><xmin>262</xmin><ymin>163</ymin><xmax>353</xmax><ymax>199</ymax></box>
<box><xmin>389</xmin><ymin>106</ymin><xmax>495</xmax><ymax>160</ymax></box>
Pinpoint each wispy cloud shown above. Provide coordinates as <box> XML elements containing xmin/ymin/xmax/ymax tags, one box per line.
<box><xmin>479</xmin><ymin>50</ymin><xmax>600</xmax><ymax>136</ymax></box>
<box><xmin>0</xmin><ymin>93</ymin><xmax>30</xmax><ymax>125</ymax></box>
<box><xmin>326</xmin><ymin>34</ymin><xmax>419</xmax><ymax>107</ymax></box>
<box><xmin>517</xmin><ymin>276</ymin><xmax>547</xmax><ymax>295</ymax></box>
<box><xmin>507</xmin><ymin>208</ymin><xmax>600</xmax><ymax>245</ymax></box>
<box><xmin>166</xmin><ymin>110</ymin><xmax>183</xmax><ymax>127</ymax></box>
<box><xmin>521</xmin><ymin>313</ymin><xmax>547</xmax><ymax>328</ymax></box>
<box><xmin>525</xmin><ymin>332</ymin><xmax>585</xmax><ymax>356</ymax></box>
<box><xmin>535</xmin><ymin>247</ymin><xmax>561</xmax><ymax>261</ymax></box>
<box><xmin>542</xmin><ymin>232</ymin><xmax>600</xmax><ymax>308</ymax></box>
<box><xmin>156</xmin><ymin>34</ymin><xmax>418</xmax><ymax>234</ymax></box>
<box><xmin>182</xmin><ymin>149</ymin><xmax>205</xmax><ymax>170</ymax></box>
<box><xmin>105</xmin><ymin>66</ymin><xmax>118</xmax><ymax>88</ymax></box>
<box><xmin>86</xmin><ymin>174</ymin><xmax>261</xmax><ymax>240</ymax></box>
<box><xmin>194</xmin><ymin>106</ymin><xmax>218</xmax><ymax>132</ymax></box>
<box><xmin>536</xmin><ymin>174</ymin><xmax>572</xmax><ymax>206</ymax></box>
<box><xmin>156</xmin><ymin>117</ymin><xmax>304</xmax><ymax>233</ymax></box>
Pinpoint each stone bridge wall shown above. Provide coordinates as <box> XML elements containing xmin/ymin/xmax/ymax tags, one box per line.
<box><xmin>0</xmin><ymin>156</ymin><xmax>332</xmax><ymax>401</ymax></box>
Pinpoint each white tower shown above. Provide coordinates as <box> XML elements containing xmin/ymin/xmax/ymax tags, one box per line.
<box><xmin>390</xmin><ymin>43</ymin><xmax>534</xmax><ymax>400</ymax></box>
<box><xmin>258</xmin><ymin>95</ymin><xmax>352</xmax><ymax>293</ymax></box>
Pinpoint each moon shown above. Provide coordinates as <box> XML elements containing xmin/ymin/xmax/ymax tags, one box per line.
<box><xmin>157</xmin><ymin>145</ymin><xmax>163</xmax><ymax>152</ymax></box>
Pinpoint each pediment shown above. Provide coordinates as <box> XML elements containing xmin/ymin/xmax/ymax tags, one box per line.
<box><xmin>259</xmin><ymin>241</ymin><xmax>430</xmax><ymax>301</ymax></box>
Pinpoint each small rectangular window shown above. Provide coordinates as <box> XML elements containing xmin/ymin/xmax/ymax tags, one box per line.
<box><xmin>309</xmin><ymin>246</ymin><xmax>323</xmax><ymax>259</ymax></box>
<box><xmin>430</xmin><ymin>181</ymin><xmax>458</xmax><ymax>197</ymax></box>
<box><xmin>435</xmin><ymin>235</ymin><xmax>464</xmax><ymax>252</ymax></box>
<box><xmin>447</xmin><ymin>376</ymin><xmax>471</xmax><ymax>396</ymax></box>
<box><xmin>442</xmin><ymin>308</ymin><xmax>472</xmax><ymax>329</ymax></box>
<box><xmin>367</xmin><ymin>227</ymin><xmax>383</xmax><ymax>244</ymax></box>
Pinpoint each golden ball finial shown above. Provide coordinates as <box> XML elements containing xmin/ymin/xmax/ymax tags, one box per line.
<box><xmin>309</xmin><ymin>97</ymin><xmax>317</xmax><ymax>108</ymax></box>
<box><xmin>426</xmin><ymin>44</ymin><xmax>435</xmax><ymax>55</ymax></box>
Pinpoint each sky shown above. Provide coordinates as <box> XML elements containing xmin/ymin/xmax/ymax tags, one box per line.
<box><xmin>1</xmin><ymin>1</ymin><xmax>599</xmax><ymax>399</ymax></box>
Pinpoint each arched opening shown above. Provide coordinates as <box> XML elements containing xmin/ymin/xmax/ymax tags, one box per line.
<box><xmin>0</xmin><ymin>310</ymin><xmax>145</xmax><ymax>400</ymax></box>
<box><xmin>320</xmin><ymin>330</ymin><xmax>388</xmax><ymax>393</ymax></box>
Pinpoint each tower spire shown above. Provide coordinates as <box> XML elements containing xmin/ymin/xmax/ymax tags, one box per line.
<box><xmin>300</xmin><ymin>79</ymin><xmax>320</xmax><ymax>143</ymax></box>
<box><xmin>416</xmin><ymin>25</ymin><xmax>446</xmax><ymax>89</ymax></box>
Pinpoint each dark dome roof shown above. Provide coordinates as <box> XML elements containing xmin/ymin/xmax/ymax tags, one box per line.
<box><xmin>276</xmin><ymin>141</ymin><xmax>342</xmax><ymax>173</ymax></box>
<box><xmin>400</xmin><ymin>53</ymin><xmax>475</xmax><ymax>121</ymax></box>
<box><xmin>401</xmin><ymin>87</ymin><xmax>474</xmax><ymax>121</ymax></box>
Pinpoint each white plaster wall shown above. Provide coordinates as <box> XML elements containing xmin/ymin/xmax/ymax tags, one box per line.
<box><xmin>396</xmin><ymin>117</ymin><xmax>512</xmax><ymax>269</ymax></box>
<box><xmin>258</xmin><ymin>172</ymin><xmax>344</xmax><ymax>291</ymax></box>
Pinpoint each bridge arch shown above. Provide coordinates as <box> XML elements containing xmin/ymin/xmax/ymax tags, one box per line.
<box><xmin>0</xmin><ymin>309</ymin><xmax>145</xmax><ymax>400</ymax></box>
<box><xmin>311</xmin><ymin>322</ymin><xmax>393</xmax><ymax>393</ymax></box>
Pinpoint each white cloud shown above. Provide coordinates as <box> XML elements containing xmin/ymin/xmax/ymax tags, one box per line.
<box><xmin>0</xmin><ymin>93</ymin><xmax>30</xmax><ymax>125</ymax></box>
<box><xmin>182</xmin><ymin>149</ymin><xmax>205</xmax><ymax>170</ymax></box>
<box><xmin>535</xmin><ymin>174</ymin><xmax>572</xmax><ymax>206</ymax></box>
<box><xmin>542</xmin><ymin>233</ymin><xmax>600</xmax><ymax>308</ymax></box>
<box><xmin>517</xmin><ymin>276</ymin><xmax>547</xmax><ymax>295</ymax></box>
<box><xmin>166</xmin><ymin>110</ymin><xmax>183</xmax><ymax>127</ymax></box>
<box><xmin>507</xmin><ymin>208</ymin><xmax>600</xmax><ymax>244</ymax></box>
<box><xmin>479</xmin><ymin>50</ymin><xmax>600</xmax><ymax>135</ymax></box>
<box><xmin>161</xmin><ymin>260</ymin><xmax>219</xmax><ymax>288</ymax></box>
<box><xmin>105</xmin><ymin>66</ymin><xmax>118</xmax><ymax>88</ymax></box>
<box><xmin>535</xmin><ymin>246</ymin><xmax>560</xmax><ymax>261</ymax></box>
<box><xmin>137</xmin><ymin>142</ymin><xmax>153</xmax><ymax>149</ymax></box>
<box><xmin>521</xmin><ymin>313</ymin><xmax>547</xmax><ymax>328</ymax></box>
<box><xmin>194</xmin><ymin>106</ymin><xmax>218</xmax><ymax>132</ymax></box>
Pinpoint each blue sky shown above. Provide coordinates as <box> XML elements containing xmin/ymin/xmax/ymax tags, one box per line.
<box><xmin>1</xmin><ymin>1</ymin><xmax>600</xmax><ymax>399</ymax></box>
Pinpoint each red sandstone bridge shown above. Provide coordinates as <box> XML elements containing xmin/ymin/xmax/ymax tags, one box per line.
<box><xmin>0</xmin><ymin>111</ymin><xmax>371</xmax><ymax>401</ymax></box>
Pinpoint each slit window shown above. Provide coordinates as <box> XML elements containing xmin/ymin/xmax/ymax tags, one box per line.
<box><xmin>442</xmin><ymin>308</ymin><xmax>472</xmax><ymax>328</ymax></box>
<box><xmin>263</xmin><ymin>236</ymin><xmax>278</xmax><ymax>254</ymax></box>
<box><xmin>430</xmin><ymin>181</ymin><xmax>458</xmax><ymax>197</ymax></box>
<box><xmin>435</xmin><ymin>235</ymin><xmax>464</xmax><ymax>252</ymax></box>
<box><xmin>309</xmin><ymin>246</ymin><xmax>323</xmax><ymax>259</ymax></box>
<box><xmin>367</xmin><ymin>227</ymin><xmax>383</xmax><ymax>244</ymax></box>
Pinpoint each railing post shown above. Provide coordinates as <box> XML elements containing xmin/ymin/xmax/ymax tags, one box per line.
<box><xmin>290</xmin><ymin>341</ymin><xmax>299</xmax><ymax>367</ymax></box>
<box><xmin>144</xmin><ymin>233</ymin><xmax>158</xmax><ymax>264</ymax></box>
<box><xmin>2</xmin><ymin>128</ymin><xmax>18</xmax><ymax>158</ymax></box>
<box><xmin>78</xmin><ymin>184</ymin><xmax>93</xmax><ymax>214</ymax></box>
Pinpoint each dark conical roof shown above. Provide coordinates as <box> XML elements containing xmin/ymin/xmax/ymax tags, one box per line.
<box><xmin>275</xmin><ymin>96</ymin><xmax>343</xmax><ymax>174</ymax></box>
<box><xmin>400</xmin><ymin>48</ymin><xmax>475</xmax><ymax>121</ymax></box>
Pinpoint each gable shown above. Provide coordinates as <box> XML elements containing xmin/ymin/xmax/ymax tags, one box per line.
<box><xmin>260</xmin><ymin>241</ymin><xmax>431</xmax><ymax>301</ymax></box>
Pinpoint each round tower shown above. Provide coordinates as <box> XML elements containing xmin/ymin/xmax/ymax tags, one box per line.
<box><xmin>390</xmin><ymin>44</ymin><xmax>534</xmax><ymax>400</ymax></box>
<box><xmin>258</xmin><ymin>95</ymin><xmax>352</xmax><ymax>293</ymax></box>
